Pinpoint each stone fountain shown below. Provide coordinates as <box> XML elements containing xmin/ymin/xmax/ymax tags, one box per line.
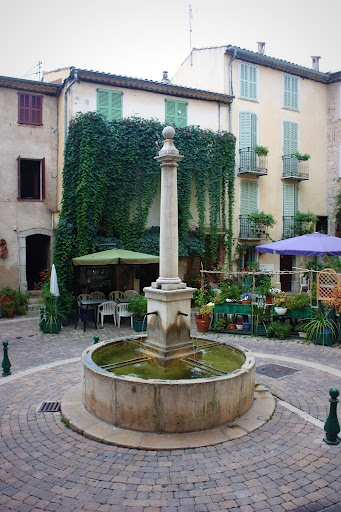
<box><xmin>61</xmin><ymin>127</ymin><xmax>270</xmax><ymax>448</ymax></box>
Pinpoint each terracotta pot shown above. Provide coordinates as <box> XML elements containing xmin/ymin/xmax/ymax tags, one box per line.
<box><xmin>195</xmin><ymin>313</ymin><xmax>202</xmax><ymax>320</ymax></box>
<box><xmin>228</xmin><ymin>324</ymin><xmax>236</xmax><ymax>330</ymax></box>
<box><xmin>196</xmin><ymin>318</ymin><xmax>210</xmax><ymax>333</ymax></box>
<box><xmin>266</xmin><ymin>295</ymin><xmax>273</xmax><ymax>304</ymax></box>
<box><xmin>202</xmin><ymin>313</ymin><xmax>210</xmax><ymax>321</ymax></box>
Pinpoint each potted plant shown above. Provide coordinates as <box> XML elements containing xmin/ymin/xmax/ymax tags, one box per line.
<box><xmin>0</xmin><ymin>286</ymin><xmax>28</xmax><ymax>316</ymax></box>
<box><xmin>253</xmin><ymin>303</ymin><xmax>270</xmax><ymax>336</ymax></box>
<box><xmin>294</xmin><ymin>152</ymin><xmax>310</xmax><ymax>161</ymax></box>
<box><xmin>273</xmin><ymin>291</ymin><xmax>288</xmax><ymax>315</ymax></box>
<box><xmin>196</xmin><ymin>302</ymin><xmax>214</xmax><ymax>332</ymax></box>
<box><xmin>128</xmin><ymin>295</ymin><xmax>148</xmax><ymax>332</ymax></box>
<box><xmin>255</xmin><ymin>274</ymin><xmax>272</xmax><ymax>303</ymax></box>
<box><xmin>268</xmin><ymin>320</ymin><xmax>292</xmax><ymax>340</ymax></box>
<box><xmin>254</xmin><ymin>145</ymin><xmax>269</xmax><ymax>156</ymax></box>
<box><xmin>298</xmin><ymin>306</ymin><xmax>337</xmax><ymax>346</ymax></box>
<box><xmin>39</xmin><ymin>294</ymin><xmax>66</xmax><ymax>334</ymax></box>
<box><xmin>2</xmin><ymin>301</ymin><xmax>15</xmax><ymax>318</ymax></box>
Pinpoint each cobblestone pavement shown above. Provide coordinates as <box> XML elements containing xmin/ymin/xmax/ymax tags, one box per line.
<box><xmin>0</xmin><ymin>315</ymin><xmax>341</xmax><ymax>511</ymax></box>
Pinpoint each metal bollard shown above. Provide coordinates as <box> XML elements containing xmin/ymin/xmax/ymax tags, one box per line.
<box><xmin>323</xmin><ymin>388</ymin><xmax>340</xmax><ymax>445</ymax></box>
<box><xmin>93</xmin><ymin>335</ymin><xmax>99</xmax><ymax>344</ymax></box>
<box><xmin>2</xmin><ymin>341</ymin><xmax>11</xmax><ymax>376</ymax></box>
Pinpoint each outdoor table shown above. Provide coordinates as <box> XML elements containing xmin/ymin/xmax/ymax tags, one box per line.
<box><xmin>116</xmin><ymin>298</ymin><xmax>130</xmax><ymax>304</ymax></box>
<box><xmin>79</xmin><ymin>299</ymin><xmax>105</xmax><ymax>308</ymax></box>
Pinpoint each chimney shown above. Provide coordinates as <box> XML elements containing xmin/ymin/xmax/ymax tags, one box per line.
<box><xmin>311</xmin><ymin>56</ymin><xmax>321</xmax><ymax>71</ymax></box>
<box><xmin>257</xmin><ymin>42</ymin><xmax>265</xmax><ymax>55</ymax></box>
<box><xmin>162</xmin><ymin>71</ymin><xmax>170</xmax><ymax>84</ymax></box>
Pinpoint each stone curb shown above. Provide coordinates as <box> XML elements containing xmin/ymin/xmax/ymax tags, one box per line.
<box><xmin>61</xmin><ymin>382</ymin><xmax>275</xmax><ymax>450</ymax></box>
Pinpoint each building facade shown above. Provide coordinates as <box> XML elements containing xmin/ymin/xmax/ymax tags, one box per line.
<box><xmin>0</xmin><ymin>77</ymin><xmax>60</xmax><ymax>291</ymax></box>
<box><xmin>172</xmin><ymin>45</ymin><xmax>341</xmax><ymax>289</ymax></box>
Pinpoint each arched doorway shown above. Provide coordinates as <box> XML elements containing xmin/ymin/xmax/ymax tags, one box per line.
<box><xmin>26</xmin><ymin>234</ymin><xmax>50</xmax><ymax>290</ymax></box>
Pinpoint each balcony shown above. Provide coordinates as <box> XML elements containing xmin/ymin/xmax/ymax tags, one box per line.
<box><xmin>282</xmin><ymin>155</ymin><xmax>309</xmax><ymax>180</ymax></box>
<box><xmin>238</xmin><ymin>148</ymin><xmax>268</xmax><ymax>176</ymax></box>
<box><xmin>239</xmin><ymin>215</ymin><xmax>269</xmax><ymax>240</ymax></box>
<box><xmin>283</xmin><ymin>213</ymin><xmax>317</xmax><ymax>238</ymax></box>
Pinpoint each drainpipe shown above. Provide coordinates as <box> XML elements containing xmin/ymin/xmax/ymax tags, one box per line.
<box><xmin>63</xmin><ymin>69</ymin><xmax>78</xmax><ymax>145</ymax></box>
<box><xmin>228</xmin><ymin>49</ymin><xmax>237</xmax><ymax>133</ymax></box>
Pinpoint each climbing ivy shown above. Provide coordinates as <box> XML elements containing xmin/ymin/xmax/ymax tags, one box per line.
<box><xmin>53</xmin><ymin>114</ymin><xmax>236</xmax><ymax>302</ymax></box>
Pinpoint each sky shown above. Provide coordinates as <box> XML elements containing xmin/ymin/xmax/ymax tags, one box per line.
<box><xmin>1</xmin><ymin>0</ymin><xmax>341</xmax><ymax>83</ymax></box>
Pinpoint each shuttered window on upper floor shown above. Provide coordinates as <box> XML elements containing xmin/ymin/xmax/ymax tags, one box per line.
<box><xmin>240</xmin><ymin>180</ymin><xmax>258</xmax><ymax>215</ymax></box>
<box><xmin>165</xmin><ymin>99</ymin><xmax>187</xmax><ymax>127</ymax></box>
<box><xmin>97</xmin><ymin>89</ymin><xmax>123</xmax><ymax>121</ymax></box>
<box><xmin>283</xmin><ymin>74</ymin><xmax>299</xmax><ymax>111</ymax></box>
<box><xmin>18</xmin><ymin>93</ymin><xmax>43</xmax><ymax>126</ymax></box>
<box><xmin>239</xmin><ymin>63</ymin><xmax>258</xmax><ymax>101</ymax></box>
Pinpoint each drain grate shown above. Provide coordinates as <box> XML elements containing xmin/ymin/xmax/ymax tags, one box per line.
<box><xmin>256</xmin><ymin>364</ymin><xmax>300</xmax><ymax>379</ymax></box>
<box><xmin>38</xmin><ymin>401</ymin><xmax>61</xmax><ymax>413</ymax></box>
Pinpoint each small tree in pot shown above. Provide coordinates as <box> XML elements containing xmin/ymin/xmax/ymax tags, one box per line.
<box><xmin>128</xmin><ymin>295</ymin><xmax>148</xmax><ymax>332</ymax></box>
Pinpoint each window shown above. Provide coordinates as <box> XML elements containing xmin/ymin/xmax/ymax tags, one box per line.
<box><xmin>18</xmin><ymin>93</ymin><xmax>43</xmax><ymax>126</ymax></box>
<box><xmin>97</xmin><ymin>89</ymin><xmax>123</xmax><ymax>121</ymax></box>
<box><xmin>283</xmin><ymin>183</ymin><xmax>299</xmax><ymax>237</ymax></box>
<box><xmin>165</xmin><ymin>99</ymin><xmax>187</xmax><ymax>127</ymax></box>
<box><xmin>240</xmin><ymin>180</ymin><xmax>258</xmax><ymax>215</ymax></box>
<box><xmin>239</xmin><ymin>63</ymin><xmax>258</xmax><ymax>101</ymax></box>
<box><xmin>17</xmin><ymin>157</ymin><xmax>45</xmax><ymax>200</ymax></box>
<box><xmin>239</xmin><ymin>111</ymin><xmax>257</xmax><ymax>170</ymax></box>
<box><xmin>283</xmin><ymin>120</ymin><xmax>298</xmax><ymax>155</ymax></box>
<box><xmin>283</xmin><ymin>74</ymin><xmax>299</xmax><ymax>111</ymax></box>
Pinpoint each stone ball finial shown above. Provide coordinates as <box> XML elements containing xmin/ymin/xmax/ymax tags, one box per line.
<box><xmin>162</xmin><ymin>126</ymin><xmax>175</xmax><ymax>139</ymax></box>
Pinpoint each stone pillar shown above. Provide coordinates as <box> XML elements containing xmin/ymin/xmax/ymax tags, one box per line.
<box><xmin>154</xmin><ymin>126</ymin><xmax>185</xmax><ymax>291</ymax></box>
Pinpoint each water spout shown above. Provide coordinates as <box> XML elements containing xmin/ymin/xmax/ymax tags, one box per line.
<box><xmin>177</xmin><ymin>311</ymin><xmax>188</xmax><ymax>316</ymax></box>
<box><xmin>144</xmin><ymin>311</ymin><xmax>158</xmax><ymax>316</ymax></box>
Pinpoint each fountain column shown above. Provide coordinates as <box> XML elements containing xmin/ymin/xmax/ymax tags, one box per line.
<box><xmin>141</xmin><ymin>127</ymin><xmax>201</xmax><ymax>366</ymax></box>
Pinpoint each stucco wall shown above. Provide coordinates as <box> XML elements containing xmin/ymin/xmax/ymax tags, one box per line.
<box><xmin>327</xmin><ymin>82</ymin><xmax>341</xmax><ymax>234</ymax></box>
<box><xmin>0</xmin><ymin>87</ymin><xmax>58</xmax><ymax>289</ymax></box>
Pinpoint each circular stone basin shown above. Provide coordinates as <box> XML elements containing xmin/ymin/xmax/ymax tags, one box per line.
<box><xmin>82</xmin><ymin>337</ymin><xmax>256</xmax><ymax>434</ymax></box>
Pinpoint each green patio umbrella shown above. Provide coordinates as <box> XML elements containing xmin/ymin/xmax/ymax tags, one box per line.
<box><xmin>72</xmin><ymin>248</ymin><xmax>159</xmax><ymax>266</ymax></box>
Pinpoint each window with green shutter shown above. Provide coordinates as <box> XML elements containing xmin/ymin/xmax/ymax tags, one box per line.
<box><xmin>239</xmin><ymin>111</ymin><xmax>258</xmax><ymax>170</ymax></box>
<box><xmin>165</xmin><ymin>99</ymin><xmax>187</xmax><ymax>127</ymax></box>
<box><xmin>283</xmin><ymin>74</ymin><xmax>299</xmax><ymax>111</ymax></box>
<box><xmin>283</xmin><ymin>183</ymin><xmax>299</xmax><ymax>236</ymax></box>
<box><xmin>240</xmin><ymin>180</ymin><xmax>258</xmax><ymax>215</ymax></box>
<box><xmin>97</xmin><ymin>89</ymin><xmax>123</xmax><ymax>121</ymax></box>
<box><xmin>239</xmin><ymin>63</ymin><xmax>258</xmax><ymax>101</ymax></box>
<box><xmin>283</xmin><ymin>120</ymin><xmax>299</xmax><ymax>176</ymax></box>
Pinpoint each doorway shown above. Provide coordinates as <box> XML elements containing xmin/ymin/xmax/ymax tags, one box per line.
<box><xmin>26</xmin><ymin>234</ymin><xmax>50</xmax><ymax>290</ymax></box>
<box><xmin>280</xmin><ymin>255</ymin><xmax>292</xmax><ymax>292</ymax></box>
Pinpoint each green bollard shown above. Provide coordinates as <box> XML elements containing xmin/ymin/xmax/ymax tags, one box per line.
<box><xmin>323</xmin><ymin>388</ymin><xmax>340</xmax><ymax>445</ymax></box>
<box><xmin>2</xmin><ymin>341</ymin><xmax>11</xmax><ymax>377</ymax></box>
<box><xmin>93</xmin><ymin>335</ymin><xmax>99</xmax><ymax>344</ymax></box>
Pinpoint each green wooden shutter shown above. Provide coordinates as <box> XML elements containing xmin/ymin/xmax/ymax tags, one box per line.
<box><xmin>165</xmin><ymin>99</ymin><xmax>187</xmax><ymax>127</ymax></box>
<box><xmin>249</xmin><ymin>65</ymin><xmax>257</xmax><ymax>100</ymax></box>
<box><xmin>97</xmin><ymin>89</ymin><xmax>122</xmax><ymax>121</ymax></box>
<box><xmin>240</xmin><ymin>63</ymin><xmax>248</xmax><ymax>98</ymax></box>
<box><xmin>239</xmin><ymin>112</ymin><xmax>257</xmax><ymax>148</ymax></box>
<box><xmin>283</xmin><ymin>74</ymin><xmax>299</xmax><ymax>111</ymax></box>
<box><xmin>240</xmin><ymin>181</ymin><xmax>258</xmax><ymax>215</ymax></box>
<box><xmin>283</xmin><ymin>121</ymin><xmax>298</xmax><ymax>156</ymax></box>
<box><xmin>283</xmin><ymin>183</ymin><xmax>298</xmax><ymax>216</ymax></box>
<box><xmin>240</xmin><ymin>63</ymin><xmax>257</xmax><ymax>100</ymax></box>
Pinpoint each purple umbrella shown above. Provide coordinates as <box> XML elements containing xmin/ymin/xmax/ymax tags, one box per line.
<box><xmin>255</xmin><ymin>232</ymin><xmax>341</xmax><ymax>257</ymax></box>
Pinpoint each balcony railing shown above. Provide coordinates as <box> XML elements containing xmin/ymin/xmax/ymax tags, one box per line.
<box><xmin>239</xmin><ymin>215</ymin><xmax>269</xmax><ymax>240</ymax></box>
<box><xmin>238</xmin><ymin>148</ymin><xmax>268</xmax><ymax>176</ymax></box>
<box><xmin>282</xmin><ymin>155</ymin><xmax>309</xmax><ymax>180</ymax></box>
<box><xmin>283</xmin><ymin>216</ymin><xmax>316</xmax><ymax>238</ymax></box>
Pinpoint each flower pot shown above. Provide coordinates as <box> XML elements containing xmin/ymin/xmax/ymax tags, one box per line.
<box><xmin>236</xmin><ymin>324</ymin><xmax>243</xmax><ymax>331</ymax></box>
<box><xmin>195</xmin><ymin>318</ymin><xmax>210</xmax><ymax>333</ymax></box>
<box><xmin>241</xmin><ymin>300</ymin><xmax>251</xmax><ymax>305</ymax></box>
<box><xmin>274</xmin><ymin>307</ymin><xmax>287</xmax><ymax>316</ymax></box>
<box><xmin>242</xmin><ymin>321</ymin><xmax>250</xmax><ymax>331</ymax></box>
<box><xmin>228</xmin><ymin>324</ymin><xmax>236</xmax><ymax>330</ymax></box>
<box><xmin>133</xmin><ymin>317</ymin><xmax>147</xmax><ymax>332</ymax></box>
<box><xmin>266</xmin><ymin>295</ymin><xmax>273</xmax><ymax>305</ymax></box>
<box><xmin>314</xmin><ymin>330</ymin><xmax>334</xmax><ymax>346</ymax></box>
<box><xmin>255</xmin><ymin>324</ymin><xmax>268</xmax><ymax>336</ymax></box>
<box><xmin>39</xmin><ymin>319</ymin><xmax>61</xmax><ymax>334</ymax></box>
<box><xmin>202</xmin><ymin>313</ymin><xmax>210</xmax><ymax>321</ymax></box>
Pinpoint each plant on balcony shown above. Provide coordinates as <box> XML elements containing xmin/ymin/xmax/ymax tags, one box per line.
<box><xmin>294</xmin><ymin>152</ymin><xmax>310</xmax><ymax>161</ymax></box>
<box><xmin>248</xmin><ymin>212</ymin><xmax>276</xmax><ymax>228</ymax></box>
<box><xmin>295</xmin><ymin>211</ymin><xmax>317</xmax><ymax>235</ymax></box>
<box><xmin>254</xmin><ymin>145</ymin><xmax>269</xmax><ymax>156</ymax></box>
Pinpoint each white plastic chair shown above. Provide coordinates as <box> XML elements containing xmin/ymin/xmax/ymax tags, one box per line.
<box><xmin>109</xmin><ymin>290</ymin><xmax>124</xmax><ymax>300</ymax></box>
<box><xmin>299</xmin><ymin>275</ymin><xmax>310</xmax><ymax>293</ymax></box>
<box><xmin>77</xmin><ymin>293</ymin><xmax>91</xmax><ymax>301</ymax></box>
<box><xmin>116</xmin><ymin>302</ymin><xmax>133</xmax><ymax>328</ymax></box>
<box><xmin>97</xmin><ymin>301</ymin><xmax>117</xmax><ymax>327</ymax></box>
<box><xmin>90</xmin><ymin>291</ymin><xmax>106</xmax><ymax>300</ymax></box>
<box><xmin>124</xmin><ymin>290</ymin><xmax>139</xmax><ymax>298</ymax></box>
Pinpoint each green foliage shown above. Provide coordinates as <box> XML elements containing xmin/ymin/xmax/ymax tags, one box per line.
<box><xmin>54</xmin><ymin>114</ymin><xmax>236</xmax><ymax>304</ymax></box>
<box><xmin>127</xmin><ymin>295</ymin><xmax>147</xmax><ymax>318</ymax></box>
<box><xmin>298</xmin><ymin>306</ymin><xmax>337</xmax><ymax>343</ymax></box>
<box><xmin>219</xmin><ymin>277</ymin><xmax>242</xmax><ymax>302</ymax></box>
<box><xmin>268</xmin><ymin>321</ymin><xmax>292</xmax><ymax>340</ymax></box>
<box><xmin>294</xmin><ymin>152</ymin><xmax>310</xmax><ymax>161</ymax></box>
<box><xmin>0</xmin><ymin>286</ymin><xmax>28</xmax><ymax>315</ymax></box>
<box><xmin>295</xmin><ymin>211</ymin><xmax>317</xmax><ymax>235</ymax></box>
<box><xmin>285</xmin><ymin>293</ymin><xmax>311</xmax><ymax>310</ymax></box>
<box><xmin>248</xmin><ymin>211</ymin><xmax>276</xmax><ymax>227</ymax></box>
<box><xmin>254</xmin><ymin>145</ymin><xmax>269</xmax><ymax>156</ymax></box>
<box><xmin>254</xmin><ymin>274</ymin><xmax>272</xmax><ymax>297</ymax></box>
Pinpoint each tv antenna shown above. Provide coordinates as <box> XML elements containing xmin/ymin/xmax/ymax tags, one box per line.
<box><xmin>189</xmin><ymin>3</ymin><xmax>193</xmax><ymax>66</ymax></box>
<box><xmin>23</xmin><ymin>61</ymin><xmax>43</xmax><ymax>81</ymax></box>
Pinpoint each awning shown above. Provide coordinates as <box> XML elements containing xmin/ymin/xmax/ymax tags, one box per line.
<box><xmin>72</xmin><ymin>248</ymin><xmax>159</xmax><ymax>266</ymax></box>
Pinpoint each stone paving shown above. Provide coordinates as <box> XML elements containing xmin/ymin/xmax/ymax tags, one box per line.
<box><xmin>0</xmin><ymin>315</ymin><xmax>341</xmax><ymax>511</ymax></box>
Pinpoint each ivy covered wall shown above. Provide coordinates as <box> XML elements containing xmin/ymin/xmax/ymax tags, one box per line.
<box><xmin>53</xmin><ymin>112</ymin><xmax>236</xmax><ymax>304</ymax></box>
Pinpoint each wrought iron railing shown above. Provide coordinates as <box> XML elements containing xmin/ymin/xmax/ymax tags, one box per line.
<box><xmin>282</xmin><ymin>155</ymin><xmax>309</xmax><ymax>180</ymax></box>
<box><xmin>282</xmin><ymin>216</ymin><xmax>298</xmax><ymax>238</ymax></box>
<box><xmin>239</xmin><ymin>215</ymin><xmax>269</xmax><ymax>239</ymax></box>
<box><xmin>239</xmin><ymin>148</ymin><xmax>268</xmax><ymax>175</ymax></box>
